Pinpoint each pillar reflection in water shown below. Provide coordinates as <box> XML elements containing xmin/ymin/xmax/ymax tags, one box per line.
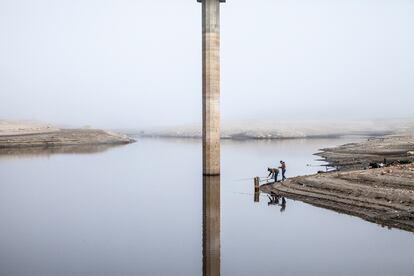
<box><xmin>254</xmin><ymin>177</ymin><xmax>260</xmax><ymax>203</ymax></box>
<box><xmin>203</xmin><ymin>176</ymin><xmax>220</xmax><ymax>276</ymax></box>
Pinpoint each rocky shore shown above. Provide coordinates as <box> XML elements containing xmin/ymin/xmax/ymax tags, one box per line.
<box><xmin>261</xmin><ymin>135</ymin><xmax>414</xmax><ymax>232</ymax></box>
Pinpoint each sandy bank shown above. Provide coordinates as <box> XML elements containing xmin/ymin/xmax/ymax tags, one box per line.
<box><xmin>261</xmin><ymin>135</ymin><xmax>414</xmax><ymax>232</ymax></box>
<box><xmin>0</xmin><ymin>121</ymin><xmax>135</xmax><ymax>149</ymax></box>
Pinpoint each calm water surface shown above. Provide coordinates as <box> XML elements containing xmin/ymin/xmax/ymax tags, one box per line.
<box><xmin>0</xmin><ymin>137</ymin><xmax>413</xmax><ymax>276</ymax></box>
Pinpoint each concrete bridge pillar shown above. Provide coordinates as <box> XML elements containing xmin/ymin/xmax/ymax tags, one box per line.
<box><xmin>198</xmin><ymin>0</ymin><xmax>225</xmax><ymax>175</ymax></box>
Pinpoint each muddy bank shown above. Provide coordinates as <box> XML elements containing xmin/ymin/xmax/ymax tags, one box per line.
<box><xmin>261</xmin><ymin>135</ymin><xmax>414</xmax><ymax>232</ymax></box>
<box><xmin>0</xmin><ymin>121</ymin><xmax>135</xmax><ymax>149</ymax></box>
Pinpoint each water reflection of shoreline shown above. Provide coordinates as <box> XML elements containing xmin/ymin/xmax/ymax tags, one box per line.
<box><xmin>203</xmin><ymin>176</ymin><xmax>220</xmax><ymax>276</ymax></box>
<box><xmin>0</xmin><ymin>144</ymin><xmax>123</xmax><ymax>159</ymax></box>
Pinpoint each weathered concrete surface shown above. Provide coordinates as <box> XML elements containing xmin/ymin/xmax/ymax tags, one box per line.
<box><xmin>202</xmin><ymin>0</ymin><xmax>223</xmax><ymax>175</ymax></box>
<box><xmin>203</xmin><ymin>176</ymin><xmax>221</xmax><ymax>276</ymax></box>
<box><xmin>261</xmin><ymin>135</ymin><xmax>414</xmax><ymax>232</ymax></box>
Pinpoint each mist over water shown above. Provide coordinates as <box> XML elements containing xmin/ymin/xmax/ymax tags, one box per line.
<box><xmin>138</xmin><ymin>118</ymin><xmax>414</xmax><ymax>139</ymax></box>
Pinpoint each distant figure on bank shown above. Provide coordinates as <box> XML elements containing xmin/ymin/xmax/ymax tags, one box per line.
<box><xmin>267</xmin><ymin>167</ymin><xmax>279</xmax><ymax>182</ymax></box>
<box><xmin>279</xmin><ymin>160</ymin><xmax>287</xmax><ymax>181</ymax></box>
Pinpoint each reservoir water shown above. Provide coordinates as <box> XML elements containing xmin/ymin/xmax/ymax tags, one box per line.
<box><xmin>0</xmin><ymin>137</ymin><xmax>413</xmax><ymax>276</ymax></box>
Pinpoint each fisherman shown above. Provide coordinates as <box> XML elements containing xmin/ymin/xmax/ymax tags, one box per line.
<box><xmin>267</xmin><ymin>167</ymin><xmax>279</xmax><ymax>182</ymax></box>
<box><xmin>279</xmin><ymin>160</ymin><xmax>287</xmax><ymax>181</ymax></box>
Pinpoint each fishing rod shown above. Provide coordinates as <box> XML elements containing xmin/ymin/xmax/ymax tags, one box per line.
<box><xmin>233</xmin><ymin>192</ymin><xmax>270</xmax><ymax>197</ymax></box>
<box><xmin>233</xmin><ymin>176</ymin><xmax>271</xmax><ymax>182</ymax></box>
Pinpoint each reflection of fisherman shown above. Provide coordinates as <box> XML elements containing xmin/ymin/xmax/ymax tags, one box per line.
<box><xmin>280</xmin><ymin>197</ymin><xmax>286</xmax><ymax>212</ymax></box>
<box><xmin>267</xmin><ymin>167</ymin><xmax>279</xmax><ymax>182</ymax></box>
<box><xmin>268</xmin><ymin>192</ymin><xmax>279</xmax><ymax>205</ymax></box>
<box><xmin>279</xmin><ymin>160</ymin><xmax>287</xmax><ymax>181</ymax></box>
<box><xmin>267</xmin><ymin>192</ymin><xmax>287</xmax><ymax>212</ymax></box>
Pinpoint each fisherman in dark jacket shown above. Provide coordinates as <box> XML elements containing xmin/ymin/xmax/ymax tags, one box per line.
<box><xmin>267</xmin><ymin>167</ymin><xmax>279</xmax><ymax>182</ymax></box>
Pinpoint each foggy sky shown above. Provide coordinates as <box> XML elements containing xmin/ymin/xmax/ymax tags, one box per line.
<box><xmin>0</xmin><ymin>0</ymin><xmax>413</xmax><ymax>129</ymax></box>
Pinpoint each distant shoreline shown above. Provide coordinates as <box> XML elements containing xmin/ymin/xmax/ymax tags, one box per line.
<box><xmin>133</xmin><ymin>132</ymin><xmax>392</xmax><ymax>140</ymax></box>
<box><xmin>0</xmin><ymin>121</ymin><xmax>135</xmax><ymax>149</ymax></box>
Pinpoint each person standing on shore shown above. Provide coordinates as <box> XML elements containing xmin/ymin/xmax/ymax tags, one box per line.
<box><xmin>279</xmin><ymin>160</ymin><xmax>287</xmax><ymax>181</ymax></box>
<box><xmin>267</xmin><ymin>167</ymin><xmax>279</xmax><ymax>182</ymax></box>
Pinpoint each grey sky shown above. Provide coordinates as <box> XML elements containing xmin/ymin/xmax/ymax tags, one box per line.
<box><xmin>0</xmin><ymin>0</ymin><xmax>413</xmax><ymax>128</ymax></box>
